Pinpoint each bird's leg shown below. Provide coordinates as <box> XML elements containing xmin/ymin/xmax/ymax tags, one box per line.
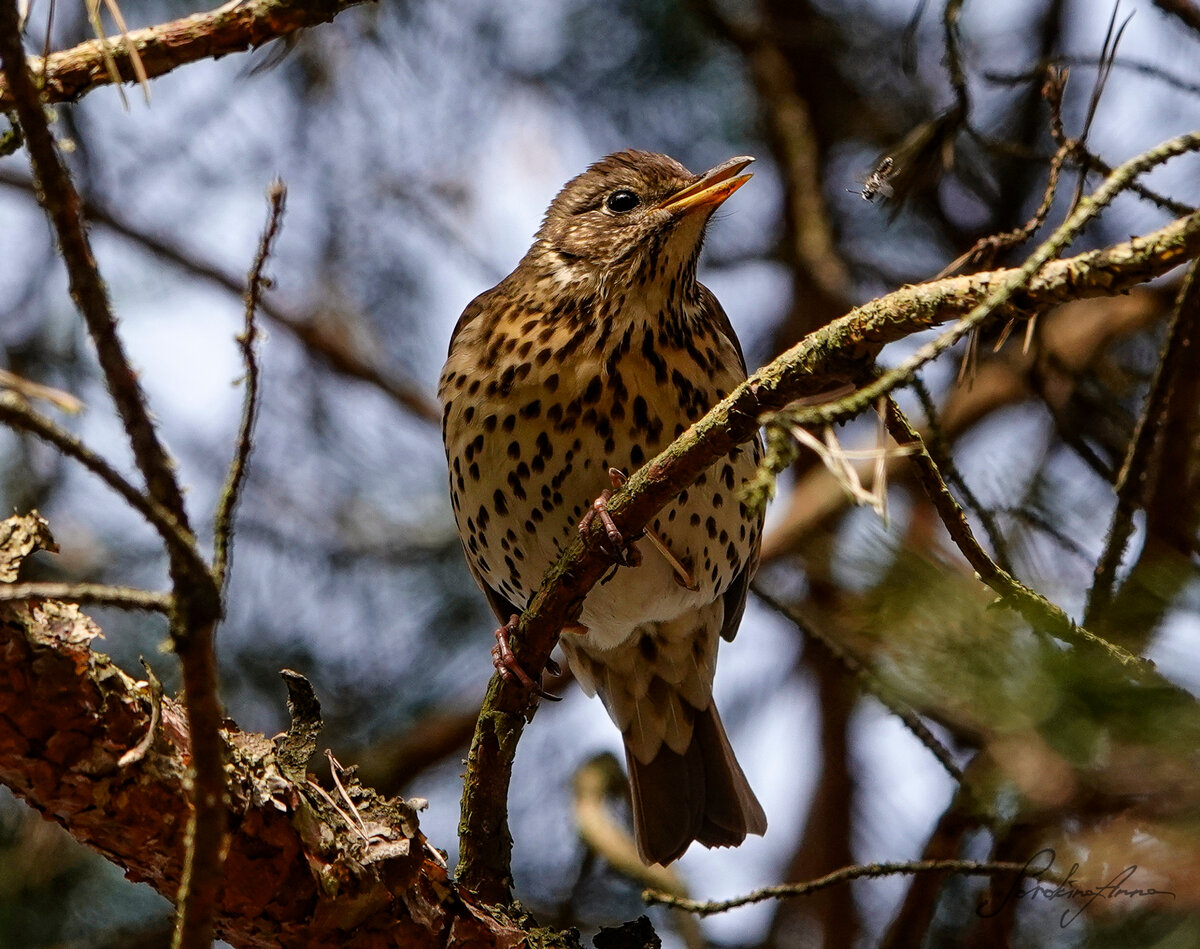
<box><xmin>599</xmin><ymin>468</ymin><xmax>699</xmax><ymax>591</ymax></box>
<box><xmin>492</xmin><ymin>615</ymin><xmax>562</xmax><ymax>701</ymax></box>
<box><xmin>577</xmin><ymin>467</ymin><xmax>643</xmax><ymax>567</ymax></box>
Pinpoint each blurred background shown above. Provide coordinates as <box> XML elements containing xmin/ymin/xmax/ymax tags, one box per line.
<box><xmin>2</xmin><ymin>0</ymin><xmax>1200</xmax><ymax>946</ymax></box>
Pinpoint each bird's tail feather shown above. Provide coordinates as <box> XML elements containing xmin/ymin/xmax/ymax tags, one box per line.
<box><xmin>625</xmin><ymin>701</ymin><xmax>766</xmax><ymax>866</ymax></box>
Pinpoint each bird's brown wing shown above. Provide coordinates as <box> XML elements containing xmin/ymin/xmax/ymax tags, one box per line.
<box><xmin>697</xmin><ymin>283</ymin><xmax>749</xmax><ymax>375</ymax></box>
<box><xmin>719</xmin><ymin>531</ymin><xmax>760</xmax><ymax>643</ymax></box>
<box><xmin>472</xmin><ymin>559</ymin><xmax>525</xmax><ymax>626</ymax></box>
<box><xmin>445</xmin><ymin>288</ymin><xmax>492</xmax><ymax>354</ymax></box>
<box><xmin>697</xmin><ymin>284</ymin><xmax>761</xmax><ymax>644</ymax></box>
<box><xmin>444</xmin><ymin>283</ymin><xmax>525</xmax><ymax>624</ymax></box>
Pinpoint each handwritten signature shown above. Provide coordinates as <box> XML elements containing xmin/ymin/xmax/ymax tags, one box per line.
<box><xmin>976</xmin><ymin>848</ymin><xmax>1176</xmax><ymax>927</ymax></box>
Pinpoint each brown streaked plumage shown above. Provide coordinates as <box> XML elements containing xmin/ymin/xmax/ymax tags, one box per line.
<box><xmin>439</xmin><ymin>149</ymin><xmax>766</xmax><ymax>866</ymax></box>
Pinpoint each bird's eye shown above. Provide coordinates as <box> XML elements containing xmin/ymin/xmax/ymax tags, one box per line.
<box><xmin>605</xmin><ymin>189</ymin><xmax>641</xmax><ymax>213</ymax></box>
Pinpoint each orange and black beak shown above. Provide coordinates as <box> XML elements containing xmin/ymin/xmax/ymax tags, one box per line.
<box><xmin>656</xmin><ymin>156</ymin><xmax>754</xmax><ymax>215</ymax></box>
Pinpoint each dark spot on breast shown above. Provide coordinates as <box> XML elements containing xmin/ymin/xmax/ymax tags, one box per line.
<box><xmin>502</xmin><ymin>415</ymin><xmax>516</xmax><ymax>432</ymax></box>
<box><xmin>705</xmin><ymin>516</ymin><xmax>718</xmax><ymax>539</ymax></box>
<box><xmin>493</xmin><ymin>490</ymin><xmax>508</xmax><ymax>516</ymax></box>
<box><xmin>544</xmin><ymin>373</ymin><xmax>559</xmax><ymax>392</ymax></box>
<box><xmin>638</xmin><ymin>634</ymin><xmax>658</xmax><ymax>661</ymax></box>
<box><xmin>521</xmin><ymin>399</ymin><xmax>541</xmax><ymax>419</ymax></box>
<box><xmin>507</xmin><ymin>441</ymin><xmax>521</xmax><ymax>460</ymax></box>
<box><xmin>583</xmin><ymin>375</ymin><xmax>602</xmax><ymax>404</ymax></box>
<box><xmin>508</xmin><ymin>471</ymin><xmax>527</xmax><ymax>500</ymax></box>
<box><xmin>483</xmin><ymin>414</ymin><xmax>497</xmax><ymax>433</ymax></box>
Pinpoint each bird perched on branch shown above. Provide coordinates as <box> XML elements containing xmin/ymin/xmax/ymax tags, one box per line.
<box><xmin>439</xmin><ymin>149</ymin><xmax>766</xmax><ymax>866</ymax></box>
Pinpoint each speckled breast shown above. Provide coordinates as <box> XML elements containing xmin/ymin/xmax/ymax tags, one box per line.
<box><xmin>440</xmin><ymin>293</ymin><xmax>761</xmax><ymax>650</ymax></box>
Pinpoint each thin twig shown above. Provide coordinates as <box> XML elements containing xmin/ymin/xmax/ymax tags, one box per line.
<box><xmin>985</xmin><ymin>54</ymin><xmax>1200</xmax><ymax>98</ymax></box>
<box><xmin>644</xmin><ymin>858</ymin><xmax>1037</xmax><ymax>916</ymax></box>
<box><xmin>213</xmin><ymin>181</ymin><xmax>285</xmax><ymax>592</ymax></box>
<box><xmin>883</xmin><ymin>399</ymin><xmax>1143</xmax><ymax>668</ymax></box>
<box><xmin>0</xmin><ymin>12</ymin><xmax>227</xmax><ymax>947</ymax></box>
<box><xmin>0</xmin><ymin>0</ymin><xmax>189</xmax><ymax>531</ymax></box>
<box><xmin>0</xmin><ymin>582</ymin><xmax>172</xmax><ymax>612</ymax></box>
<box><xmin>752</xmin><ymin>582</ymin><xmax>965</xmax><ymax>783</ymax></box>
<box><xmin>1084</xmin><ymin>260</ymin><xmax>1200</xmax><ymax>626</ymax></box>
<box><xmin>943</xmin><ymin>0</ymin><xmax>970</xmax><ymax>120</ymax></box>
<box><xmin>0</xmin><ymin>392</ymin><xmax>194</xmax><ymax>556</ymax></box>
<box><xmin>911</xmin><ymin>377</ymin><xmax>1012</xmax><ymax>573</ymax></box>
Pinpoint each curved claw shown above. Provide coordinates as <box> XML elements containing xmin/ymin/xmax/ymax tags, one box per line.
<box><xmin>577</xmin><ymin>469</ymin><xmax>643</xmax><ymax>567</ymax></box>
<box><xmin>491</xmin><ymin>616</ymin><xmax>562</xmax><ymax>702</ymax></box>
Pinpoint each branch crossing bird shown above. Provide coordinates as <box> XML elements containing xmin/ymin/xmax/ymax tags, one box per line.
<box><xmin>439</xmin><ymin>149</ymin><xmax>766</xmax><ymax>866</ymax></box>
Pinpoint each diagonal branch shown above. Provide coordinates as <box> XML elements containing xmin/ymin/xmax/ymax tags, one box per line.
<box><xmin>0</xmin><ymin>0</ymin><xmax>372</xmax><ymax>109</ymax></box>
<box><xmin>0</xmin><ymin>13</ymin><xmax>229</xmax><ymax>945</ymax></box>
<box><xmin>0</xmin><ymin>580</ymin><xmax>526</xmax><ymax>949</ymax></box>
<box><xmin>0</xmin><ymin>581</ymin><xmax>171</xmax><ymax>611</ymax></box>
<box><xmin>1084</xmin><ymin>260</ymin><xmax>1200</xmax><ymax>628</ymax></box>
<box><xmin>0</xmin><ymin>3</ymin><xmax>191</xmax><ymax>531</ymax></box>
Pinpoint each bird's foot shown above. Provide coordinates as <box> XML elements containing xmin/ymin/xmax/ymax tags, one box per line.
<box><xmin>577</xmin><ymin>468</ymin><xmax>643</xmax><ymax>567</ymax></box>
<box><xmin>599</xmin><ymin>468</ymin><xmax>699</xmax><ymax>591</ymax></box>
<box><xmin>492</xmin><ymin>615</ymin><xmax>562</xmax><ymax>701</ymax></box>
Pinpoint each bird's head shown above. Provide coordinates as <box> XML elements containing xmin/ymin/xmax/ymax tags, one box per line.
<box><xmin>527</xmin><ymin>150</ymin><xmax>753</xmax><ymax>296</ymax></box>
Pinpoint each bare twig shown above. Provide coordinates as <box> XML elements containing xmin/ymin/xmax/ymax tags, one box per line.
<box><xmin>911</xmin><ymin>376</ymin><xmax>1012</xmax><ymax>573</ymax></box>
<box><xmin>936</xmin><ymin>69</ymin><xmax>1072</xmax><ymax>280</ymax></box>
<box><xmin>985</xmin><ymin>54</ymin><xmax>1200</xmax><ymax>98</ymax></box>
<box><xmin>644</xmin><ymin>858</ymin><xmax>1037</xmax><ymax>915</ymax></box>
<box><xmin>943</xmin><ymin>0</ymin><xmax>970</xmax><ymax>120</ymax></box>
<box><xmin>0</xmin><ymin>581</ymin><xmax>171</xmax><ymax>611</ymax></box>
<box><xmin>1084</xmin><ymin>260</ymin><xmax>1200</xmax><ymax>627</ymax></box>
<box><xmin>0</xmin><ymin>1</ymin><xmax>190</xmax><ymax>530</ymax></box>
<box><xmin>213</xmin><ymin>181</ymin><xmax>285</xmax><ymax>592</ymax></box>
<box><xmin>0</xmin><ymin>13</ymin><xmax>226</xmax><ymax>946</ymax></box>
<box><xmin>0</xmin><ymin>0</ymin><xmax>370</xmax><ymax>108</ymax></box>
<box><xmin>883</xmin><ymin>399</ymin><xmax>1143</xmax><ymax>668</ymax></box>
<box><xmin>0</xmin><ymin>392</ymin><xmax>192</xmax><ymax>555</ymax></box>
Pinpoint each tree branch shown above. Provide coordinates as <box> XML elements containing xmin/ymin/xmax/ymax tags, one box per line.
<box><xmin>643</xmin><ymin>858</ymin><xmax>1037</xmax><ymax>916</ymax></box>
<box><xmin>1084</xmin><ymin>260</ymin><xmax>1200</xmax><ymax>629</ymax></box>
<box><xmin>0</xmin><ymin>575</ymin><xmax>535</xmax><ymax>948</ymax></box>
<box><xmin>0</xmin><ymin>0</ymin><xmax>373</xmax><ymax>109</ymax></box>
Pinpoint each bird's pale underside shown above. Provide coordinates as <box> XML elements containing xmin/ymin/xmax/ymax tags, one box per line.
<box><xmin>439</xmin><ymin>149</ymin><xmax>766</xmax><ymax>866</ymax></box>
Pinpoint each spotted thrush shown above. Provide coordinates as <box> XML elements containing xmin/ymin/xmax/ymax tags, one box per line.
<box><xmin>439</xmin><ymin>150</ymin><xmax>766</xmax><ymax>866</ymax></box>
